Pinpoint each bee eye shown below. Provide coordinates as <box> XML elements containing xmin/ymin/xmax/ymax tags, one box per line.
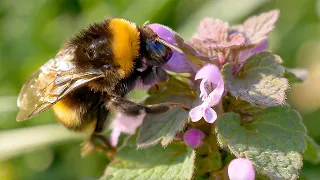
<box><xmin>155</xmin><ymin>42</ymin><xmax>164</xmax><ymax>51</ymax></box>
<box><xmin>146</xmin><ymin>41</ymin><xmax>164</xmax><ymax>53</ymax></box>
<box><xmin>146</xmin><ymin>41</ymin><xmax>171</xmax><ymax>63</ymax></box>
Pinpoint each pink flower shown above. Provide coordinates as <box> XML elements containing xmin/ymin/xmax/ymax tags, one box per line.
<box><xmin>189</xmin><ymin>64</ymin><xmax>224</xmax><ymax>123</ymax></box>
<box><xmin>228</xmin><ymin>158</ymin><xmax>255</xmax><ymax>180</ymax></box>
<box><xmin>148</xmin><ymin>23</ymin><xmax>197</xmax><ymax>74</ymax></box>
<box><xmin>109</xmin><ymin>113</ymin><xmax>145</xmax><ymax>147</ymax></box>
<box><xmin>183</xmin><ymin>128</ymin><xmax>205</xmax><ymax>148</ymax></box>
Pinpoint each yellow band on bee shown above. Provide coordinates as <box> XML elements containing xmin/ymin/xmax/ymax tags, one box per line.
<box><xmin>109</xmin><ymin>19</ymin><xmax>140</xmax><ymax>78</ymax></box>
<box><xmin>53</xmin><ymin>101</ymin><xmax>81</xmax><ymax>128</ymax></box>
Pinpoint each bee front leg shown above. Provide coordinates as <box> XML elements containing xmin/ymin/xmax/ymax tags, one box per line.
<box><xmin>110</xmin><ymin>97</ymin><xmax>189</xmax><ymax>116</ymax></box>
<box><xmin>139</xmin><ymin>66</ymin><xmax>170</xmax><ymax>86</ymax></box>
<box><xmin>81</xmin><ymin>107</ymin><xmax>116</xmax><ymax>158</ymax></box>
<box><xmin>81</xmin><ymin>133</ymin><xmax>116</xmax><ymax>158</ymax></box>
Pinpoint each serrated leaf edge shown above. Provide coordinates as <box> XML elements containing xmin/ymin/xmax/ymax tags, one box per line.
<box><xmin>214</xmin><ymin>109</ymin><xmax>306</xmax><ymax>180</ymax></box>
<box><xmin>136</xmin><ymin>113</ymin><xmax>189</xmax><ymax>148</ymax></box>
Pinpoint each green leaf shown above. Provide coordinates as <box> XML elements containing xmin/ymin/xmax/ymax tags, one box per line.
<box><xmin>224</xmin><ymin>95</ymin><xmax>263</xmax><ymax>116</ymax></box>
<box><xmin>303</xmin><ymin>135</ymin><xmax>320</xmax><ymax>164</ymax></box>
<box><xmin>102</xmin><ymin>138</ymin><xmax>195</xmax><ymax>180</ymax></box>
<box><xmin>137</xmin><ymin>78</ymin><xmax>195</xmax><ymax>147</ymax></box>
<box><xmin>223</xmin><ymin>52</ymin><xmax>288</xmax><ymax>107</ymax></box>
<box><xmin>137</xmin><ymin>105</ymin><xmax>190</xmax><ymax>147</ymax></box>
<box><xmin>215</xmin><ymin>107</ymin><xmax>307</xmax><ymax>180</ymax></box>
<box><xmin>285</xmin><ymin>68</ymin><xmax>307</xmax><ymax>84</ymax></box>
<box><xmin>193</xmin><ymin>134</ymin><xmax>223</xmax><ymax>179</ymax></box>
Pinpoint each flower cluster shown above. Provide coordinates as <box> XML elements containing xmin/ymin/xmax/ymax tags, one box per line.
<box><xmin>149</xmin><ymin>22</ymin><xmax>258</xmax><ymax>179</ymax></box>
<box><xmin>105</xmin><ymin>10</ymin><xmax>305</xmax><ymax>180</ymax></box>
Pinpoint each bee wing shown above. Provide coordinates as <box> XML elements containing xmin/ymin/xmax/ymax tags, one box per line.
<box><xmin>17</xmin><ymin>50</ymin><xmax>105</xmax><ymax>121</ymax></box>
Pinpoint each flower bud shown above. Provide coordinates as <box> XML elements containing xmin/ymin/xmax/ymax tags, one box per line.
<box><xmin>228</xmin><ymin>158</ymin><xmax>255</xmax><ymax>180</ymax></box>
<box><xmin>183</xmin><ymin>128</ymin><xmax>205</xmax><ymax>148</ymax></box>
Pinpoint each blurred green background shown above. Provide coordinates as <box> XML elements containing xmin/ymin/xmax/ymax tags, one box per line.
<box><xmin>1</xmin><ymin>0</ymin><xmax>320</xmax><ymax>179</ymax></box>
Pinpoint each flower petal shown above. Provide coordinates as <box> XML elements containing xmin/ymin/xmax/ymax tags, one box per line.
<box><xmin>202</xmin><ymin>107</ymin><xmax>217</xmax><ymax>123</ymax></box>
<box><xmin>228</xmin><ymin>158</ymin><xmax>255</xmax><ymax>180</ymax></box>
<box><xmin>195</xmin><ymin>64</ymin><xmax>222</xmax><ymax>83</ymax></box>
<box><xmin>204</xmin><ymin>81</ymin><xmax>225</xmax><ymax>107</ymax></box>
<box><xmin>163</xmin><ymin>51</ymin><xmax>196</xmax><ymax>73</ymax></box>
<box><xmin>149</xmin><ymin>24</ymin><xmax>196</xmax><ymax>73</ymax></box>
<box><xmin>199</xmin><ymin>79</ymin><xmax>209</xmax><ymax>100</ymax></box>
<box><xmin>148</xmin><ymin>24</ymin><xmax>175</xmax><ymax>44</ymax></box>
<box><xmin>196</xmin><ymin>64</ymin><xmax>225</xmax><ymax>106</ymax></box>
<box><xmin>109</xmin><ymin>127</ymin><xmax>121</xmax><ymax>147</ymax></box>
<box><xmin>114</xmin><ymin>113</ymin><xmax>145</xmax><ymax>134</ymax></box>
<box><xmin>109</xmin><ymin>113</ymin><xmax>145</xmax><ymax>146</ymax></box>
<box><xmin>189</xmin><ymin>105</ymin><xmax>204</xmax><ymax>122</ymax></box>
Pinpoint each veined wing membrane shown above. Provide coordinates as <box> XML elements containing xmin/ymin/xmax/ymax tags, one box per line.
<box><xmin>16</xmin><ymin>52</ymin><xmax>105</xmax><ymax>121</ymax></box>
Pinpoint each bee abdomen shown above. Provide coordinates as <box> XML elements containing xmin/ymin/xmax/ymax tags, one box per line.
<box><xmin>52</xmin><ymin>87</ymin><xmax>101</xmax><ymax>134</ymax></box>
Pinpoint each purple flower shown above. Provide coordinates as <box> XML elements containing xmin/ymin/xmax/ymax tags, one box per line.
<box><xmin>109</xmin><ymin>113</ymin><xmax>145</xmax><ymax>147</ymax></box>
<box><xmin>189</xmin><ymin>64</ymin><xmax>224</xmax><ymax>123</ymax></box>
<box><xmin>183</xmin><ymin>128</ymin><xmax>205</xmax><ymax>148</ymax></box>
<box><xmin>228</xmin><ymin>158</ymin><xmax>255</xmax><ymax>180</ymax></box>
<box><xmin>238</xmin><ymin>40</ymin><xmax>268</xmax><ymax>63</ymax></box>
<box><xmin>149</xmin><ymin>24</ymin><xmax>197</xmax><ymax>73</ymax></box>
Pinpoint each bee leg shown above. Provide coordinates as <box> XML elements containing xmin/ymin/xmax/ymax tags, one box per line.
<box><xmin>140</xmin><ymin>66</ymin><xmax>170</xmax><ymax>86</ymax></box>
<box><xmin>110</xmin><ymin>97</ymin><xmax>189</xmax><ymax>116</ymax></box>
<box><xmin>81</xmin><ymin>107</ymin><xmax>116</xmax><ymax>158</ymax></box>
<box><xmin>81</xmin><ymin>133</ymin><xmax>116</xmax><ymax>158</ymax></box>
<box><xmin>94</xmin><ymin>106</ymin><xmax>110</xmax><ymax>133</ymax></box>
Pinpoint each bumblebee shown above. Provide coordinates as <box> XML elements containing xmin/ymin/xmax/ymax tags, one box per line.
<box><xmin>16</xmin><ymin>18</ymin><xmax>187</xmax><ymax>156</ymax></box>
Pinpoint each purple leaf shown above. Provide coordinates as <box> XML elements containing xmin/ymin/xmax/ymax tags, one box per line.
<box><xmin>227</xmin><ymin>33</ymin><xmax>246</xmax><ymax>48</ymax></box>
<box><xmin>230</xmin><ymin>10</ymin><xmax>279</xmax><ymax>46</ymax></box>
<box><xmin>238</xmin><ymin>40</ymin><xmax>268</xmax><ymax>63</ymax></box>
<box><xmin>174</xmin><ymin>33</ymin><xmax>214</xmax><ymax>63</ymax></box>
<box><xmin>196</xmin><ymin>18</ymin><xmax>228</xmax><ymax>43</ymax></box>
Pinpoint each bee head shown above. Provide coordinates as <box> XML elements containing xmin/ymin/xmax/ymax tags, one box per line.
<box><xmin>138</xmin><ymin>26</ymin><xmax>173</xmax><ymax>66</ymax></box>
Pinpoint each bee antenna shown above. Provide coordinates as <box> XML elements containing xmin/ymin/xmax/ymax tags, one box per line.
<box><xmin>143</xmin><ymin>21</ymin><xmax>150</xmax><ymax>26</ymax></box>
<box><xmin>156</xmin><ymin>38</ymin><xmax>184</xmax><ymax>54</ymax></box>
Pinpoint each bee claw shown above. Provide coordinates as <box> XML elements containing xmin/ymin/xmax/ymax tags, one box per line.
<box><xmin>154</xmin><ymin>84</ymin><xmax>159</xmax><ymax>92</ymax></box>
<box><xmin>80</xmin><ymin>141</ymin><xmax>95</xmax><ymax>157</ymax></box>
<box><xmin>80</xmin><ymin>134</ymin><xmax>116</xmax><ymax>158</ymax></box>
